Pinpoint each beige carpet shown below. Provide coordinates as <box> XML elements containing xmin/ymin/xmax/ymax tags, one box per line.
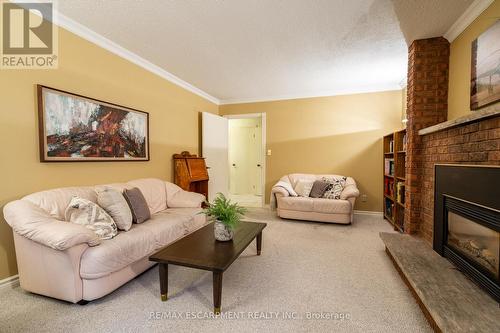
<box><xmin>0</xmin><ymin>208</ymin><xmax>431</xmax><ymax>333</ymax></box>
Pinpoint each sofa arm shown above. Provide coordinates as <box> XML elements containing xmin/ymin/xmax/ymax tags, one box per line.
<box><xmin>14</xmin><ymin>233</ymin><xmax>87</xmax><ymax>303</ymax></box>
<box><xmin>271</xmin><ymin>186</ymin><xmax>290</xmax><ymax>198</ymax></box>
<box><xmin>3</xmin><ymin>200</ymin><xmax>100</xmax><ymax>251</ymax></box>
<box><xmin>340</xmin><ymin>185</ymin><xmax>360</xmax><ymax>200</ymax></box>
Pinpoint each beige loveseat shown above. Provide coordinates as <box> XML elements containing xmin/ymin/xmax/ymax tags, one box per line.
<box><xmin>3</xmin><ymin>178</ymin><xmax>206</xmax><ymax>304</ymax></box>
<box><xmin>271</xmin><ymin>174</ymin><xmax>359</xmax><ymax>224</ymax></box>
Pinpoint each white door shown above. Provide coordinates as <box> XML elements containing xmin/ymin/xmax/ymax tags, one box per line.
<box><xmin>228</xmin><ymin>118</ymin><xmax>263</xmax><ymax>196</ymax></box>
<box><xmin>253</xmin><ymin>124</ymin><xmax>263</xmax><ymax>196</ymax></box>
<box><xmin>202</xmin><ymin>112</ymin><xmax>229</xmax><ymax>201</ymax></box>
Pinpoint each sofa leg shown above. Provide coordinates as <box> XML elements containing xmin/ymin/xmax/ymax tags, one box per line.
<box><xmin>77</xmin><ymin>300</ymin><xmax>89</xmax><ymax>305</ymax></box>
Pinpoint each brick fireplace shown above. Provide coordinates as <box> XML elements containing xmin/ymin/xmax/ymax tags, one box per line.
<box><xmin>404</xmin><ymin>37</ymin><xmax>500</xmax><ymax>244</ymax></box>
<box><xmin>419</xmin><ymin>117</ymin><xmax>500</xmax><ymax>244</ymax></box>
<box><xmin>382</xmin><ymin>33</ymin><xmax>500</xmax><ymax>330</ymax></box>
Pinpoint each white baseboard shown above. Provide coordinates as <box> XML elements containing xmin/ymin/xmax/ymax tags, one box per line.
<box><xmin>354</xmin><ymin>210</ymin><xmax>384</xmax><ymax>217</ymax></box>
<box><xmin>0</xmin><ymin>275</ymin><xmax>19</xmax><ymax>290</ymax></box>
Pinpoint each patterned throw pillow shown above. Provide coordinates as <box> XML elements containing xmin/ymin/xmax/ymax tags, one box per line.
<box><xmin>65</xmin><ymin>196</ymin><xmax>118</xmax><ymax>240</ymax></box>
<box><xmin>322</xmin><ymin>177</ymin><xmax>347</xmax><ymax>200</ymax></box>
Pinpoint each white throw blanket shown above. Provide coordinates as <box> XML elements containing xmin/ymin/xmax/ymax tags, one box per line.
<box><xmin>270</xmin><ymin>180</ymin><xmax>298</xmax><ymax>210</ymax></box>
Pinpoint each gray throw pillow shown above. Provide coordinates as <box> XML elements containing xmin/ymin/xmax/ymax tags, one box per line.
<box><xmin>309</xmin><ymin>180</ymin><xmax>330</xmax><ymax>198</ymax></box>
<box><xmin>123</xmin><ymin>187</ymin><xmax>151</xmax><ymax>224</ymax></box>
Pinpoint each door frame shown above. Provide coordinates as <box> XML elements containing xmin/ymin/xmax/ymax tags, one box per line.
<box><xmin>224</xmin><ymin>113</ymin><xmax>266</xmax><ymax>207</ymax></box>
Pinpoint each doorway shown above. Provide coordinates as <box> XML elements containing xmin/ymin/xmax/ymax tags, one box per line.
<box><xmin>202</xmin><ymin>112</ymin><xmax>266</xmax><ymax>207</ymax></box>
<box><xmin>227</xmin><ymin>114</ymin><xmax>265</xmax><ymax>207</ymax></box>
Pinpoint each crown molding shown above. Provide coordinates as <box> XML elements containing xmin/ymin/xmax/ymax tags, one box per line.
<box><xmin>444</xmin><ymin>0</ymin><xmax>494</xmax><ymax>42</ymax></box>
<box><xmin>13</xmin><ymin>0</ymin><xmax>220</xmax><ymax>105</ymax></box>
<box><xmin>57</xmin><ymin>14</ymin><xmax>221</xmax><ymax>105</ymax></box>
<box><xmin>219</xmin><ymin>83</ymin><xmax>403</xmax><ymax>105</ymax></box>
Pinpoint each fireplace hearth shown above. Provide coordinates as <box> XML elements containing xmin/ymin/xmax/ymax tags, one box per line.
<box><xmin>434</xmin><ymin>165</ymin><xmax>500</xmax><ymax>302</ymax></box>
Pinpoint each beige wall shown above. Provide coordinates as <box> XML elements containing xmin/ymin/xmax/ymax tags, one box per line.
<box><xmin>448</xmin><ymin>1</ymin><xmax>500</xmax><ymax>120</ymax></box>
<box><xmin>220</xmin><ymin>90</ymin><xmax>403</xmax><ymax>211</ymax></box>
<box><xmin>0</xmin><ymin>28</ymin><xmax>217</xmax><ymax>280</ymax></box>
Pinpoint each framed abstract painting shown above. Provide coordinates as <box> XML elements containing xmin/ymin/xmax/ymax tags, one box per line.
<box><xmin>470</xmin><ymin>20</ymin><xmax>500</xmax><ymax>110</ymax></box>
<box><xmin>37</xmin><ymin>85</ymin><xmax>149</xmax><ymax>162</ymax></box>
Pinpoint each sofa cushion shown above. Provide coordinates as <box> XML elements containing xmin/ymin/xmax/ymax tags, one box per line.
<box><xmin>278</xmin><ymin>196</ymin><xmax>314</xmax><ymax>212</ymax></box>
<box><xmin>80</xmin><ymin>210</ymin><xmax>190</xmax><ymax>279</ymax></box>
<box><xmin>65</xmin><ymin>196</ymin><xmax>118</xmax><ymax>240</ymax></box>
<box><xmin>312</xmin><ymin>198</ymin><xmax>352</xmax><ymax>214</ymax></box>
<box><xmin>97</xmin><ymin>187</ymin><xmax>133</xmax><ymax>231</ymax></box>
<box><xmin>127</xmin><ymin>178</ymin><xmax>167</xmax><ymax>214</ymax></box>
<box><xmin>164</xmin><ymin>207</ymin><xmax>206</xmax><ymax>233</ymax></box>
<box><xmin>80</xmin><ymin>221</ymin><xmax>157</xmax><ymax>279</ymax></box>
<box><xmin>287</xmin><ymin>174</ymin><xmax>356</xmax><ymax>197</ymax></box>
<box><xmin>322</xmin><ymin>176</ymin><xmax>347</xmax><ymax>200</ymax></box>
<box><xmin>287</xmin><ymin>174</ymin><xmax>317</xmax><ymax>189</ymax></box>
<box><xmin>309</xmin><ymin>180</ymin><xmax>330</xmax><ymax>198</ymax></box>
<box><xmin>295</xmin><ymin>179</ymin><xmax>315</xmax><ymax>197</ymax></box>
<box><xmin>123</xmin><ymin>188</ymin><xmax>151</xmax><ymax>224</ymax></box>
<box><xmin>23</xmin><ymin>187</ymin><xmax>97</xmax><ymax>220</ymax></box>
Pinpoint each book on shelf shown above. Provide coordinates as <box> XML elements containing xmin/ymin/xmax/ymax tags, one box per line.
<box><xmin>384</xmin><ymin>178</ymin><xmax>395</xmax><ymax>197</ymax></box>
<box><xmin>396</xmin><ymin>181</ymin><xmax>405</xmax><ymax>204</ymax></box>
<box><xmin>389</xmin><ymin>140</ymin><xmax>394</xmax><ymax>153</ymax></box>
<box><xmin>384</xmin><ymin>198</ymin><xmax>394</xmax><ymax>219</ymax></box>
<box><xmin>402</xmin><ymin>134</ymin><xmax>407</xmax><ymax>152</ymax></box>
<box><xmin>384</xmin><ymin>158</ymin><xmax>395</xmax><ymax>176</ymax></box>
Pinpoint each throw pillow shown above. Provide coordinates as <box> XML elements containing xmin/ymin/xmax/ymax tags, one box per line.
<box><xmin>309</xmin><ymin>180</ymin><xmax>330</xmax><ymax>198</ymax></box>
<box><xmin>295</xmin><ymin>179</ymin><xmax>315</xmax><ymax>197</ymax></box>
<box><xmin>123</xmin><ymin>187</ymin><xmax>151</xmax><ymax>223</ymax></box>
<box><xmin>65</xmin><ymin>196</ymin><xmax>118</xmax><ymax>240</ymax></box>
<box><xmin>97</xmin><ymin>187</ymin><xmax>133</xmax><ymax>231</ymax></box>
<box><xmin>322</xmin><ymin>177</ymin><xmax>347</xmax><ymax>200</ymax></box>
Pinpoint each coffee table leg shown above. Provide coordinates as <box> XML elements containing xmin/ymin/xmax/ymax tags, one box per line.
<box><xmin>159</xmin><ymin>263</ymin><xmax>168</xmax><ymax>301</ymax></box>
<box><xmin>256</xmin><ymin>232</ymin><xmax>262</xmax><ymax>255</ymax></box>
<box><xmin>213</xmin><ymin>270</ymin><xmax>223</xmax><ymax>314</ymax></box>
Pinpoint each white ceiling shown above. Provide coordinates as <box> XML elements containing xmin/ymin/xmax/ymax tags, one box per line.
<box><xmin>55</xmin><ymin>0</ymin><xmax>476</xmax><ymax>104</ymax></box>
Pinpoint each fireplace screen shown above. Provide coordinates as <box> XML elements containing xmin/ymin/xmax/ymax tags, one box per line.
<box><xmin>447</xmin><ymin>212</ymin><xmax>499</xmax><ymax>279</ymax></box>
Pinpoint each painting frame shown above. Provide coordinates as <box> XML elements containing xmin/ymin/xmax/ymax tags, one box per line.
<box><xmin>37</xmin><ymin>85</ymin><xmax>150</xmax><ymax>162</ymax></box>
<box><xmin>470</xmin><ymin>20</ymin><xmax>500</xmax><ymax>110</ymax></box>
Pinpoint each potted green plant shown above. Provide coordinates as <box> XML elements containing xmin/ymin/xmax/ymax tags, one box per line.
<box><xmin>203</xmin><ymin>193</ymin><xmax>247</xmax><ymax>241</ymax></box>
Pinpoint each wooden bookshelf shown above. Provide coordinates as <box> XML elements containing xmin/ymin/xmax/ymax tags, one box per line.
<box><xmin>383</xmin><ymin>129</ymin><xmax>406</xmax><ymax>232</ymax></box>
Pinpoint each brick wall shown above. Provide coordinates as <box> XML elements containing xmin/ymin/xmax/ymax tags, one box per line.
<box><xmin>419</xmin><ymin>116</ymin><xmax>500</xmax><ymax>244</ymax></box>
<box><xmin>405</xmin><ymin>37</ymin><xmax>450</xmax><ymax>234</ymax></box>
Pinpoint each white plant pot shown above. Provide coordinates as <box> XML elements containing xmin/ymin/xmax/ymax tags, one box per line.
<box><xmin>214</xmin><ymin>220</ymin><xmax>234</xmax><ymax>241</ymax></box>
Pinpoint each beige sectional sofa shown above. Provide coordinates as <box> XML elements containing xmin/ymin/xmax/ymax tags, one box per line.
<box><xmin>272</xmin><ymin>174</ymin><xmax>359</xmax><ymax>224</ymax></box>
<box><xmin>3</xmin><ymin>178</ymin><xmax>207</xmax><ymax>303</ymax></box>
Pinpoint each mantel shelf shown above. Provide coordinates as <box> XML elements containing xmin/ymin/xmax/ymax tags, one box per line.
<box><xmin>418</xmin><ymin>104</ymin><xmax>500</xmax><ymax>135</ymax></box>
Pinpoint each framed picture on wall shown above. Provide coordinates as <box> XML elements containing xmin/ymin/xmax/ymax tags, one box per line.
<box><xmin>470</xmin><ymin>20</ymin><xmax>500</xmax><ymax>110</ymax></box>
<box><xmin>37</xmin><ymin>85</ymin><xmax>149</xmax><ymax>162</ymax></box>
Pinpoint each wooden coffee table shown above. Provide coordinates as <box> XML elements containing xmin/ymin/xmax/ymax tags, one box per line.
<box><xmin>149</xmin><ymin>221</ymin><xmax>267</xmax><ymax>313</ymax></box>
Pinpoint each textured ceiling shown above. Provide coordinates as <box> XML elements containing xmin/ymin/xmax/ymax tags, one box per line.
<box><xmin>56</xmin><ymin>0</ymin><xmax>474</xmax><ymax>103</ymax></box>
<box><xmin>391</xmin><ymin>0</ymin><xmax>474</xmax><ymax>44</ymax></box>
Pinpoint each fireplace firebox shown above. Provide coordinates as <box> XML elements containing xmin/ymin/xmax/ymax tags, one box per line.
<box><xmin>434</xmin><ymin>165</ymin><xmax>500</xmax><ymax>302</ymax></box>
